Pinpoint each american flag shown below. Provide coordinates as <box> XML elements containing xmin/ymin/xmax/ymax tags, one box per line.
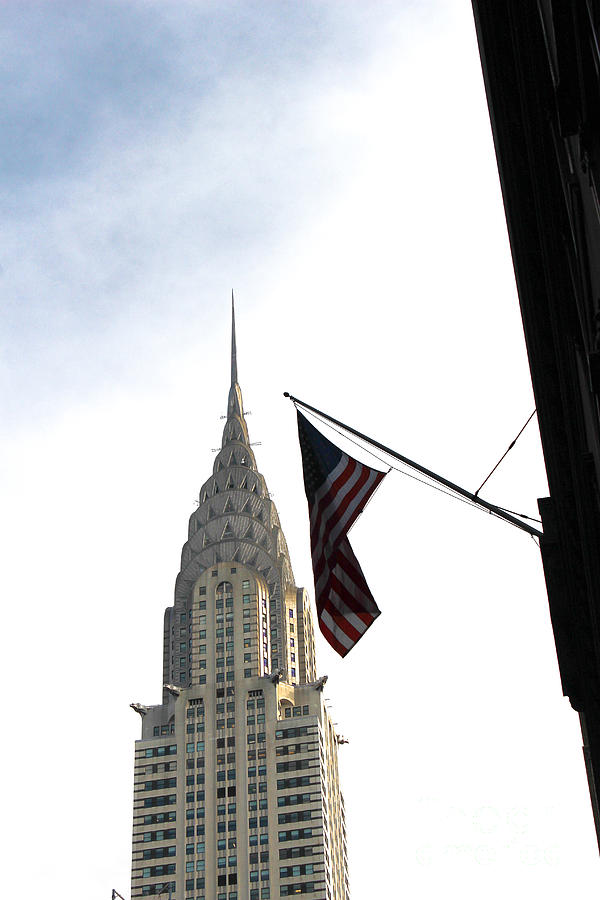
<box><xmin>296</xmin><ymin>411</ymin><xmax>387</xmax><ymax>657</ymax></box>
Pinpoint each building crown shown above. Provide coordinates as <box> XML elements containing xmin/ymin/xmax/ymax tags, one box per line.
<box><xmin>173</xmin><ymin>298</ymin><xmax>294</xmax><ymax>607</ymax></box>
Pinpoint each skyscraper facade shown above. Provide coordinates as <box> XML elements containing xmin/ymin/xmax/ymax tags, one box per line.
<box><xmin>130</xmin><ymin>310</ymin><xmax>349</xmax><ymax>900</ymax></box>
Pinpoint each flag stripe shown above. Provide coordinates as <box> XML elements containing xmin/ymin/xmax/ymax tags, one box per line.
<box><xmin>312</xmin><ymin>462</ymin><xmax>370</xmax><ymax>557</ymax></box>
<box><xmin>296</xmin><ymin>411</ymin><xmax>386</xmax><ymax>657</ymax></box>
<box><xmin>320</xmin><ymin>608</ymin><xmax>356</xmax><ymax>652</ymax></box>
<box><xmin>312</xmin><ymin>466</ymin><xmax>383</xmax><ymax>596</ymax></box>
<box><xmin>332</xmin><ymin>540</ymin><xmax>381</xmax><ymax>616</ymax></box>
<box><xmin>311</xmin><ymin>456</ymin><xmax>383</xmax><ymax>553</ymax></box>
<box><xmin>319</xmin><ymin>613</ymin><xmax>353</xmax><ymax>657</ymax></box>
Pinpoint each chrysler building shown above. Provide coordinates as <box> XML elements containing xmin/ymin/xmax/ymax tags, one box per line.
<box><xmin>130</xmin><ymin>304</ymin><xmax>350</xmax><ymax>900</ymax></box>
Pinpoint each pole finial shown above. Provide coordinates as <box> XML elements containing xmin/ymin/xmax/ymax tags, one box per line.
<box><xmin>231</xmin><ymin>290</ymin><xmax>238</xmax><ymax>387</ymax></box>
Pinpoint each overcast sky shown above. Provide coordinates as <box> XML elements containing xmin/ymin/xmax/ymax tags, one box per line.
<box><xmin>2</xmin><ymin>1</ymin><xmax>599</xmax><ymax>898</ymax></box>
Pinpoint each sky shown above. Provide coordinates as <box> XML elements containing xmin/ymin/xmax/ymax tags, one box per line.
<box><xmin>2</xmin><ymin>1</ymin><xmax>599</xmax><ymax>897</ymax></box>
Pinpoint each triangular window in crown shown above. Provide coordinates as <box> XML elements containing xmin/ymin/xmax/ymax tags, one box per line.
<box><xmin>208</xmin><ymin>506</ymin><xmax>216</xmax><ymax>520</ymax></box>
<box><xmin>217</xmin><ymin>459</ymin><xmax>224</xmax><ymax>471</ymax></box>
<box><xmin>224</xmin><ymin>497</ymin><xmax>235</xmax><ymax>513</ymax></box>
<box><xmin>232</xmin><ymin>546</ymin><xmax>241</xmax><ymax>562</ymax></box>
<box><xmin>241</xmin><ymin>498</ymin><xmax>252</xmax><ymax>514</ymax></box>
<box><xmin>248</xmin><ymin>552</ymin><xmax>258</xmax><ymax>567</ymax></box>
<box><xmin>243</xmin><ymin>523</ymin><xmax>254</xmax><ymax>541</ymax></box>
<box><xmin>240</xmin><ymin>475</ymin><xmax>248</xmax><ymax>490</ymax></box>
<box><xmin>261</xmin><ymin>535</ymin><xmax>269</xmax><ymax>549</ymax></box>
<box><xmin>230</xmin><ymin>451</ymin><xmax>237</xmax><ymax>466</ymax></box>
<box><xmin>201</xmin><ymin>490</ymin><xmax>208</xmax><ymax>503</ymax></box>
<box><xmin>256</xmin><ymin>508</ymin><xmax>263</xmax><ymax>522</ymax></box>
<box><xmin>251</xmin><ymin>482</ymin><xmax>258</xmax><ymax>494</ymax></box>
<box><xmin>226</xmin><ymin>475</ymin><xmax>235</xmax><ymax>490</ymax></box>
<box><xmin>222</xmin><ymin>521</ymin><xmax>235</xmax><ymax>540</ymax></box>
<box><xmin>213</xmin><ymin>483</ymin><xmax>219</xmax><ymax>495</ymax></box>
<box><xmin>203</xmin><ymin>532</ymin><xmax>211</xmax><ymax>548</ymax></box>
<box><xmin>260</xmin><ymin>567</ymin><xmax>271</xmax><ymax>579</ymax></box>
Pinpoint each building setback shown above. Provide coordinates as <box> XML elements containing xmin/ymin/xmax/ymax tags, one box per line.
<box><xmin>130</xmin><ymin>309</ymin><xmax>349</xmax><ymax>900</ymax></box>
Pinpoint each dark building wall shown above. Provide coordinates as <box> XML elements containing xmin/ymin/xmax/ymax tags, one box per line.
<box><xmin>471</xmin><ymin>0</ymin><xmax>600</xmax><ymax>850</ymax></box>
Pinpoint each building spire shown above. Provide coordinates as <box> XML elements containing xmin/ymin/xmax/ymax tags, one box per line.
<box><xmin>226</xmin><ymin>292</ymin><xmax>244</xmax><ymax>422</ymax></box>
<box><xmin>231</xmin><ymin>290</ymin><xmax>238</xmax><ymax>387</ymax></box>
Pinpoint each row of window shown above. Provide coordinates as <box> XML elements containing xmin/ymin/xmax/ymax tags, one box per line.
<box><xmin>183</xmin><ymin>884</ymin><xmax>270</xmax><ymax>900</ymax></box>
<box><xmin>247</xmin><ymin>781</ymin><xmax>267</xmax><ymax>792</ymax></box>
<box><xmin>186</xmin><ymin>860</ymin><xmax>206</xmax><ymax>871</ymax></box>
<box><xmin>277</xmin><ymin>776</ymin><xmax>312</xmax><ymax>790</ymax></box>
<box><xmin>142</xmin><ymin>846</ymin><xmax>176</xmax><ymax>860</ymax></box>
<box><xmin>247</xmin><ymin>697</ymin><xmax>265</xmax><ymax>708</ymax></box>
<box><xmin>279</xmin><ymin>846</ymin><xmax>314</xmax><ymax>860</ymax></box>
<box><xmin>276</xmin><ymin>743</ymin><xmax>313</xmax><ymax>757</ymax></box>
<box><xmin>141</xmin><ymin>864</ymin><xmax>175</xmax><ymax>878</ymax></box>
<box><xmin>144</xmin><ymin>745</ymin><xmax>176</xmax><ymax>758</ymax></box>
<box><xmin>249</xmin><ymin>870</ymin><xmax>270</xmax><ymax>882</ymax></box>
<box><xmin>280</xmin><ymin>883</ymin><xmax>317</xmax><ymax>896</ymax></box>
<box><xmin>246</xmin><ymin>713</ymin><xmax>265</xmax><ymax>724</ymax></box>
<box><xmin>277</xmin><ymin>793</ymin><xmax>313</xmax><ymax>807</ymax></box>
<box><xmin>140</xmin><ymin>880</ymin><xmax>174</xmax><ymax>896</ymax></box>
<box><xmin>186</xmin><ymin>774</ymin><xmax>210</xmax><ymax>785</ymax></box>
<box><xmin>278</xmin><ymin>828</ymin><xmax>313</xmax><ymax>843</ymax></box>
<box><xmin>280</xmin><ymin>864</ymin><xmax>315</xmax><ymax>878</ymax></box>
<box><xmin>276</xmin><ymin>759</ymin><xmax>312</xmax><ymax>773</ymax></box>
<box><xmin>283</xmin><ymin>705</ymin><xmax>309</xmax><ymax>718</ymax></box>
<box><xmin>177</xmin><ymin>668</ymin><xmax>259</xmax><ymax>687</ymax></box>
<box><xmin>152</xmin><ymin>724</ymin><xmax>176</xmax><ymax>736</ymax></box>
<box><xmin>185</xmin><ymin>892</ymin><xmax>269</xmax><ymax>900</ymax></box>
<box><xmin>143</xmin><ymin>795</ymin><xmax>176</xmax><ymax>809</ymax></box>
<box><xmin>275</xmin><ymin>726</ymin><xmax>313</xmax><ymax>740</ymax></box>
<box><xmin>278</xmin><ymin>810</ymin><xmax>313</xmax><ymax>824</ymax></box>
<box><xmin>142</xmin><ymin>811</ymin><xmax>176</xmax><ymax>826</ymax></box>
<box><xmin>141</xmin><ymin>828</ymin><xmax>176</xmax><ymax>842</ymax></box>
<box><xmin>144</xmin><ymin>777</ymin><xmax>176</xmax><ymax>791</ymax></box>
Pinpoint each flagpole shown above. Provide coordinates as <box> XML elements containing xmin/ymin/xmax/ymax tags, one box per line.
<box><xmin>284</xmin><ymin>392</ymin><xmax>544</xmax><ymax>540</ymax></box>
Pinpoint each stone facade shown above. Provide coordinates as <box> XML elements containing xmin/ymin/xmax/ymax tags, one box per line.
<box><xmin>130</xmin><ymin>307</ymin><xmax>348</xmax><ymax>900</ymax></box>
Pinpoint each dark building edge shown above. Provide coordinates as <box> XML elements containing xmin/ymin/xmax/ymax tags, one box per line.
<box><xmin>471</xmin><ymin>0</ymin><xmax>600</xmax><ymax>851</ymax></box>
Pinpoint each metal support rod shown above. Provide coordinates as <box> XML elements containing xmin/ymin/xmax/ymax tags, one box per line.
<box><xmin>284</xmin><ymin>392</ymin><xmax>544</xmax><ymax>540</ymax></box>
